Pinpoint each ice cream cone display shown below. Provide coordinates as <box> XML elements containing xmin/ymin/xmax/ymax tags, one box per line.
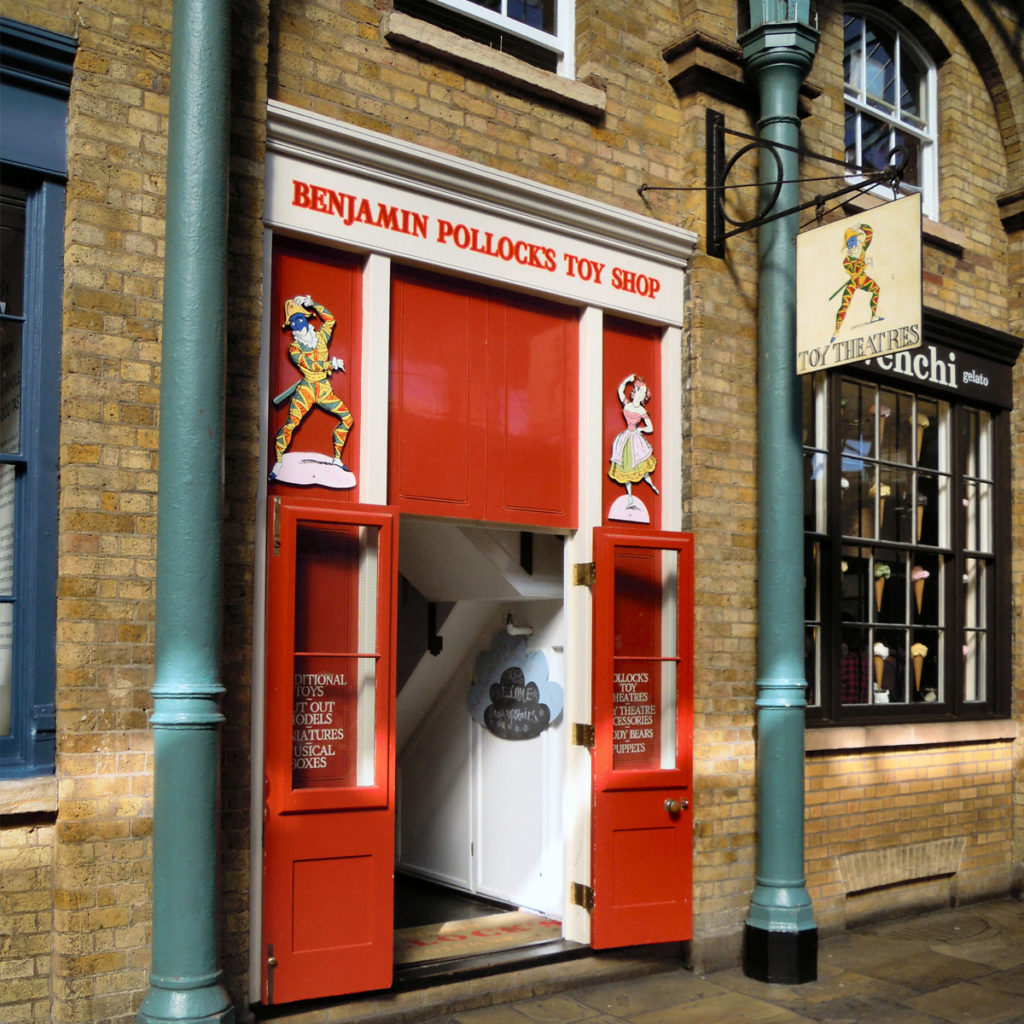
<box><xmin>873</xmin><ymin>642</ymin><xmax>889</xmax><ymax>691</ymax></box>
<box><xmin>916</xmin><ymin>493</ymin><xmax>928</xmax><ymax>541</ymax></box>
<box><xmin>874</xmin><ymin>563</ymin><xmax>891</xmax><ymax>611</ymax></box>
<box><xmin>912</xmin><ymin>566</ymin><xmax>929</xmax><ymax>614</ymax></box>
<box><xmin>869</xmin><ymin>481</ymin><xmax>890</xmax><ymax>532</ymax></box>
<box><xmin>911</xmin><ymin>642</ymin><xmax>928</xmax><ymax>692</ymax></box>
<box><xmin>870</xmin><ymin>402</ymin><xmax>891</xmax><ymax>448</ymax></box>
<box><xmin>914</xmin><ymin>413</ymin><xmax>930</xmax><ymax>461</ymax></box>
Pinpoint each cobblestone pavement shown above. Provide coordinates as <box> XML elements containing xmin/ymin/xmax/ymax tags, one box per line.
<box><xmin>255</xmin><ymin>897</ymin><xmax>1024</xmax><ymax>1024</ymax></box>
<box><xmin>439</xmin><ymin>898</ymin><xmax>1024</xmax><ymax>1024</ymax></box>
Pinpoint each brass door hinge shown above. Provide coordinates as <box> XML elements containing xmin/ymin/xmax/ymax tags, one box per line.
<box><xmin>571</xmin><ymin>882</ymin><xmax>595</xmax><ymax>912</ymax></box>
<box><xmin>572</xmin><ymin>562</ymin><xmax>596</xmax><ymax>586</ymax></box>
<box><xmin>571</xmin><ymin>722</ymin><xmax>595</xmax><ymax>749</ymax></box>
<box><xmin>272</xmin><ymin>497</ymin><xmax>281</xmax><ymax>556</ymax></box>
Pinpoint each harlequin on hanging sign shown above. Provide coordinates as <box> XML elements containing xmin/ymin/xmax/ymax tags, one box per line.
<box><xmin>796</xmin><ymin>194</ymin><xmax>922</xmax><ymax>375</ymax></box>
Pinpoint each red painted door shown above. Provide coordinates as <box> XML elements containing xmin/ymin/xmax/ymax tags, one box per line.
<box><xmin>262</xmin><ymin>499</ymin><xmax>398</xmax><ymax>1004</ymax></box>
<box><xmin>591</xmin><ymin>528</ymin><xmax>694</xmax><ymax>948</ymax></box>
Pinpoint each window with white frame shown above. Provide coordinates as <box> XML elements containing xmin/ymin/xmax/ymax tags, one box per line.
<box><xmin>393</xmin><ymin>0</ymin><xmax>574</xmax><ymax>75</ymax></box>
<box><xmin>844</xmin><ymin>10</ymin><xmax>937</xmax><ymax>219</ymax></box>
<box><xmin>801</xmin><ymin>332</ymin><xmax>1015</xmax><ymax>724</ymax></box>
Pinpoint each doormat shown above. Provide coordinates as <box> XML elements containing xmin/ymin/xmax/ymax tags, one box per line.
<box><xmin>394</xmin><ymin>911</ymin><xmax>562</xmax><ymax>966</ymax></box>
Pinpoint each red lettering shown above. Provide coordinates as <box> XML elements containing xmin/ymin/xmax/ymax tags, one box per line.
<box><xmin>437</xmin><ymin>219</ymin><xmax>455</xmax><ymax>244</ymax></box>
<box><xmin>611</xmin><ymin>267</ymin><xmax>660</xmax><ymax>298</ymax></box>
<box><xmin>292</xmin><ymin>180</ymin><xmax>311</xmax><ymax>208</ymax></box>
<box><xmin>310</xmin><ymin>185</ymin><xmax>330</xmax><ymax>213</ymax></box>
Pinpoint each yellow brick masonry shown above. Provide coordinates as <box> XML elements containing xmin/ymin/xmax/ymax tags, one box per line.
<box><xmin>50</xmin><ymin>2</ymin><xmax>172</xmax><ymax>1020</ymax></box>
<box><xmin>807</xmin><ymin>743</ymin><xmax>1015</xmax><ymax>932</ymax></box>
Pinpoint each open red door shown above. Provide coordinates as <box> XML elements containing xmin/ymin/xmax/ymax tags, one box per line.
<box><xmin>591</xmin><ymin>528</ymin><xmax>694</xmax><ymax>948</ymax></box>
<box><xmin>262</xmin><ymin>499</ymin><xmax>398</xmax><ymax>1004</ymax></box>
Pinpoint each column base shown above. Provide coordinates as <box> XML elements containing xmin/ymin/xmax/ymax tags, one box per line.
<box><xmin>137</xmin><ymin>980</ymin><xmax>235</xmax><ymax>1024</ymax></box>
<box><xmin>742</xmin><ymin>922</ymin><xmax>818</xmax><ymax>984</ymax></box>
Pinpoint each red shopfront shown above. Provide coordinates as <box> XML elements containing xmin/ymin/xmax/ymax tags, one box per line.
<box><xmin>253</xmin><ymin>103</ymin><xmax>699</xmax><ymax>1006</ymax></box>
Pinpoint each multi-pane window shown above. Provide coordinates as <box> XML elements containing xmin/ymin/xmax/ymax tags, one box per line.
<box><xmin>393</xmin><ymin>0</ymin><xmax>573</xmax><ymax>74</ymax></box>
<box><xmin>803</xmin><ymin>367</ymin><xmax>1005</xmax><ymax>722</ymax></box>
<box><xmin>0</xmin><ymin>17</ymin><xmax>72</xmax><ymax>775</ymax></box>
<box><xmin>844</xmin><ymin>11</ymin><xmax>937</xmax><ymax>218</ymax></box>
<box><xmin>0</xmin><ymin>185</ymin><xmax>26</xmax><ymax>745</ymax></box>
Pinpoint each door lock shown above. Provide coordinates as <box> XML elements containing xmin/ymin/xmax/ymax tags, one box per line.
<box><xmin>665</xmin><ymin>798</ymin><xmax>689</xmax><ymax>814</ymax></box>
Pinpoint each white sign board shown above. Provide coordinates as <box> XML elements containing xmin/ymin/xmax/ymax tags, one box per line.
<box><xmin>265</xmin><ymin>152</ymin><xmax>686</xmax><ymax>324</ymax></box>
<box><xmin>796</xmin><ymin>194</ymin><xmax>922</xmax><ymax>374</ymax></box>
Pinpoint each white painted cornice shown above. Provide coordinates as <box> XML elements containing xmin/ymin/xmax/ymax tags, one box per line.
<box><xmin>266</xmin><ymin>100</ymin><xmax>698</xmax><ymax>270</ymax></box>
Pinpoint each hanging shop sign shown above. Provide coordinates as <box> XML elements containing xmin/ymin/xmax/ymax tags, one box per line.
<box><xmin>859</xmin><ymin>341</ymin><xmax>1013</xmax><ymax>408</ymax></box>
<box><xmin>265</xmin><ymin>151</ymin><xmax>686</xmax><ymax>324</ymax></box>
<box><xmin>796</xmin><ymin>194</ymin><xmax>922</xmax><ymax>375</ymax></box>
<box><xmin>466</xmin><ymin>632</ymin><xmax>563</xmax><ymax>741</ymax></box>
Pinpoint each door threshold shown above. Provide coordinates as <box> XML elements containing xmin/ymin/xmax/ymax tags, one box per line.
<box><xmin>393</xmin><ymin>937</ymin><xmax>588</xmax><ymax>989</ymax></box>
<box><xmin>248</xmin><ymin>943</ymin><xmax>686</xmax><ymax>1023</ymax></box>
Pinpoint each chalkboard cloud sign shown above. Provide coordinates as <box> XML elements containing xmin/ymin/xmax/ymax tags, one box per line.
<box><xmin>467</xmin><ymin>633</ymin><xmax>563</xmax><ymax>741</ymax></box>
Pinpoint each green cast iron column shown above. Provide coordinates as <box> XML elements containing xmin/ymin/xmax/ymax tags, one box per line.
<box><xmin>138</xmin><ymin>0</ymin><xmax>234</xmax><ymax>1018</ymax></box>
<box><xmin>739</xmin><ymin>11</ymin><xmax>820</xmax><ymax>984</ymax></box>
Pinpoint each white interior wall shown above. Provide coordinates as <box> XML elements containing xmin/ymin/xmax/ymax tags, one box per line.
<box><xmin>397</xmin><ymin>596</ymin><xmax>565</xmax><ymax>917</ymax></box>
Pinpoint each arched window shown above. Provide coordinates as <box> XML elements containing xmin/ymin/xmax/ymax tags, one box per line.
<box><xmin>844</xmin><ymin>10</ymin><xmax>937</xmax><ymax>218</ymax></box>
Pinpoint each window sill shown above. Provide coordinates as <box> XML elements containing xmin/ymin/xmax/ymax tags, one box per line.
<box><xmin>0</xmin><ymin>774</ymin><xmax>58</xmax><ymax>818</ymax></box>
<box><xmin>384</xmin><ymin>11</ymin><xmax>606</xmax><ymax>119</ymax></box>
<box><xmin>806</xmin><ymin>718</ymin><xmax>1018</xmax><ymax>753</ymax></box>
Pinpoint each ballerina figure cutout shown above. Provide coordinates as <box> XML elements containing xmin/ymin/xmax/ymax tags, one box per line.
<box><xmin>608</xmin><ymin>374</ymin><xmax>659</xmax><ymax>523</ymax></box>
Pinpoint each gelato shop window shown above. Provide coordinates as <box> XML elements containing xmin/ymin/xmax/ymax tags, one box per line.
<box><xmin>801</xmin><ymin>337</ymin><xmax>1012</xmax><ymax>723</ymax></box>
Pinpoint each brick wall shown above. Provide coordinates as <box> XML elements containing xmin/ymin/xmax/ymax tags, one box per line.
<box><xmin>0</xmin><ymin>815</ymin><xmax>55</xmax><ymax>1023</ymax></box>
<box><xmin>807</xmin><ymin>742</ymin><xmax>1016</xmax><ymax>931</ymax></box>
<box><xmin>54</xmin><ymin>3</ymin><xmax>170</xmax><ymax>1019</ymax></box>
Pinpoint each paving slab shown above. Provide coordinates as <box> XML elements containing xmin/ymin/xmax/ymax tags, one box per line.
<box><xmin>905</xmin><ymin>980</ymin><xmax>1024</xmax><ymax>1024</ymax></box>
<box><xmin>982</xmin><ymin>963</ymin><xmax>1024</xmax><ymax>997</ymax></box>
<box><xmin>707</xmin><ymin>964</ymin><xmax>917</xmax><ymax>1009</ymax></box>
<box><xmin>627</xmin><ymin>989</ymin><xmax>816</xmax><ymax>1023</ymax></box>
<box><xmin>868</xmin><ymin>949</ymin><xmax>996</xmax><ymax>992</ymax></box>
<box><xmin>570</xmin><ymin>971</ymin><xmax>727</xmax><ymax>1014</ymax></box>
<box><xmin>251</xmin><ymin>898</ymin><xmax>1024</xmax><ymax>1024</ymax></box>
<box><xmin>499</xmin><ymin>994</ymin><xmax>602</xmax><ymax>1023</ymax></box>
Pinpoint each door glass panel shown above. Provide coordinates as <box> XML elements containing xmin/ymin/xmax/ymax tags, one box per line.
<box><xmin>612</xmin><ymin>546</ymin><xmax>679</xmax><ymax>771</ymax></box>
<box><xmin>292</xmin><ymin>522</ymin><xmax>380</xmax><ymax>790</ymax></box>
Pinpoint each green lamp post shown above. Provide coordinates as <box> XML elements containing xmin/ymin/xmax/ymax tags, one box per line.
<box><xmin>739</xmin><ymin>0</ymin><xmax>820</xmax><ymax>984</ymax></box>
<box><xmin>138</xmin><ymin>0</ymin><xmax>234</xmax><ymax>1019</ymax></box>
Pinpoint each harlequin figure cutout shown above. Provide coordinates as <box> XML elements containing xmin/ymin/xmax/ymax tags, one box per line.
<box><xmin>270</xmin><ymin>295</ymin><xmax>356</xmax><ymax>489</ymax></box>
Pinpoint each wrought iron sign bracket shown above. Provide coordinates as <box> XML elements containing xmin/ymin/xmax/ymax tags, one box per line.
<box><xmin>638</xmin><ymin>109</ymin><xmax>907</xmax><ymax>258</ymax></box>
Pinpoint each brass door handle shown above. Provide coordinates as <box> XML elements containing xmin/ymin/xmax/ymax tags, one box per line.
<box><xmin>665</xmin><ymin>798</ymin><xmax>689</xmax><ymax>814</ymax></box>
